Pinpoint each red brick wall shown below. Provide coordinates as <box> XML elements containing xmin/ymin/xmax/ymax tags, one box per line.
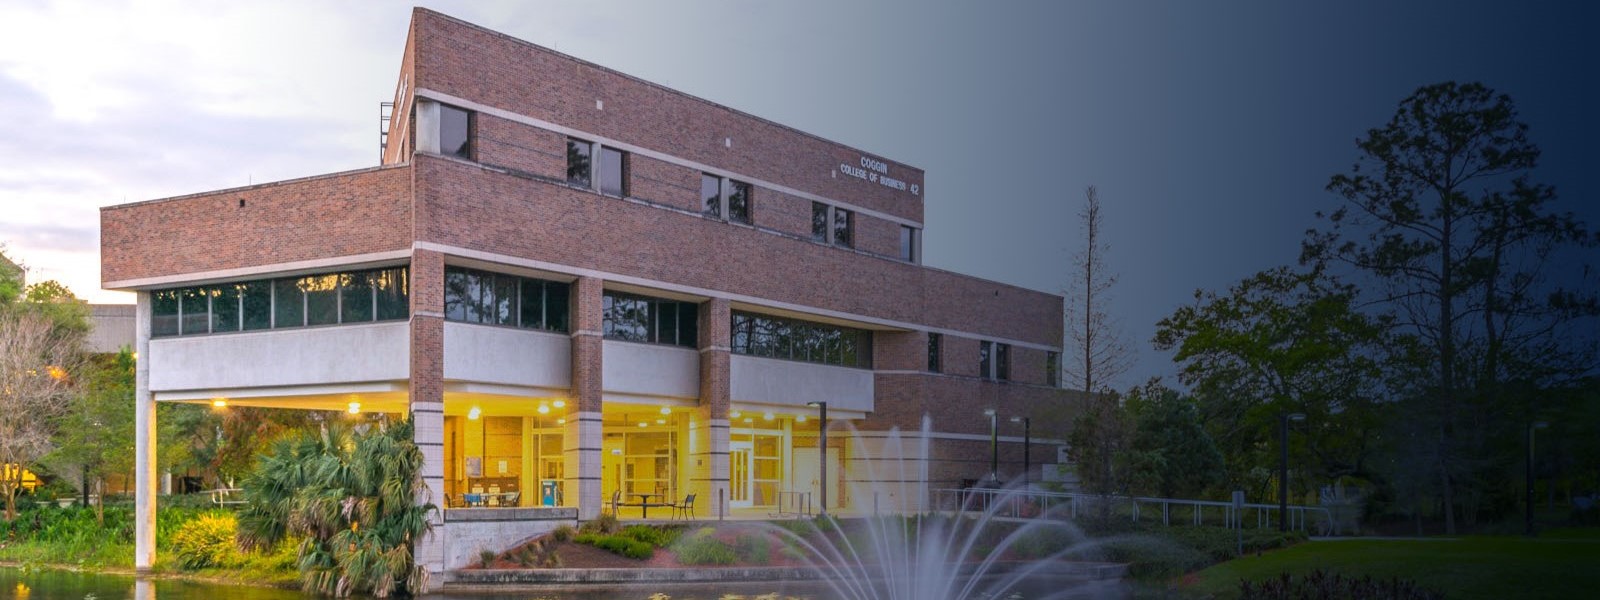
<box><xmin>100</xmin><ymin>166</ymin><xmax>413</xmax><ymax>284</ymax></box>
<box><xmin>410</xmin><ymin>8</ymin><xmax>925</xmax><ymax>224</ymax></box>
<box><xmin>473</xmin><ymin>113</ymin><xmax>565</xmax><ymax>179</ymax></box>
<box><xmin>383</xmin><ymin>19</ymin><xmax>417</xmax><ymax>166</ymax></box>
<box><xmin>413</xmin><ymin>155</ymin><xmax>1059</xmax><ymax>346</ymax></box>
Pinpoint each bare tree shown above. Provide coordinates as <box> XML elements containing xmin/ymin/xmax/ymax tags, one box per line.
<box><xmin>0</xmin><ymin>310</ymin><xmax>83</xmax><ymax>520</ymax></box>
<box><xmin>1064</xmin><ymin>186</ymin><xmax>1133</xmax><ymax>397</ymax></box>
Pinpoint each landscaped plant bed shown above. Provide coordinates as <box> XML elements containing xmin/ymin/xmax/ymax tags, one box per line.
<box><xmin>468</xmin><ymin>522</ymin><xmax>811</xmax><ymax>570</ymax></box>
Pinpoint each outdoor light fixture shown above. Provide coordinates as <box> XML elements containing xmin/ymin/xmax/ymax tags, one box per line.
<box><xmin>1011</xmin><ymin>415</ymin><xmax>1032</xmax><ymax>487</ymax></box>
<box><xmin>553</xmin><ymin>399</ymin><xmax>566</xmax><ymax>408</ymax></box>
<box><xmin>796</xmin><ymin>415</ymin><xmax>807</xmax><ymax>423</ymax></box>
<box><xmin>660</xmin><ymin>406</ymin><xmax>671</xmax><ymax>415</ymax></box>
<box><xmin>212</xmin><ymin>399</ymin><xmax>227</xmax><ymax>408</ymax></box>
<box><xmin>638</xmin><ymin>422</ymin><xmax>647</xmax><ymax>428</ymax></box>
<box><xmin>731</xmin><ymin>410</ymin><xmax>742</xmax><ymax>418</ymax></box>
<box><xmin>537</xmin><ymin>404</ymin><xmax>550</xmax><ymax>414</ymax></box>
<box><xmin>743</xmin><ymin>417</ymin><xmax>754</xmax><ymax>424</ymax></box>
<box><xmin>557</xmin><ymin>418</ymin><xmax>566</xmax><ymax>425</ymax></box>
<box><xmin>347</xmin><ymin>402</ymin><xmax>361</xmax><ymax>415</ymax></box>
<box><xmin>1279</xmin><ymin>412</ymin><xmax>1306</xmax><ymax>531</ymax></box>
<box><xmin>656</xmin><ymin>418</ymin><xmax>666</xmax><ymax>425</ymax></box>
<box><xmin>763</xmin><ymin>412</ymin><xmax>775</xmax><ymax>421</ymax></box>
<box><xmin>468</xmin><ymin>407</ymin><xmax>482</xmax><ymax>420</ymax></box>
<box><xmin>984</xmin><ymin>409</ymin><xmax>998</xmax><ymax>483</ymax></box>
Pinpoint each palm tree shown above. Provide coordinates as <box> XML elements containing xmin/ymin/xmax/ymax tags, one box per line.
<box><xmin>237</xmin><ymin>418</ymin><xmax>434</xmax><ymax>597</ymax></box>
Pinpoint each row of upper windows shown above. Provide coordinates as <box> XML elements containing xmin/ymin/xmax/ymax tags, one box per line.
<box><xmin>430</xmin><ymin>102</ymin><xmax>920</xmax><ymax>263</ymax></box>
<box><xmin>926</xmin><ymin>332</ymin><xmax>1061</xmax><ymax>386</ymax></box>
<box><xmin>151</xmin><ymin>267</ymin><xmax>410</xmax><ymax>337</ymax></box>
<box><xmin>731</xmin><ymin>311</ymin><xmax>873</xmax><ymax>369</ymax></box>
<box><xmin>444</xmin><ymin>266</ymin><xmax>570</xmax><ymax>333</ymax></box>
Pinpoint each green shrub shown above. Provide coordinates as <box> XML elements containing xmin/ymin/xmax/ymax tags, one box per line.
<box><xmin>574</xmin><ymin>533</ymin><xmax>653</xmax><ymax>560</ymax></box>
<box><xmin>733</xmin><ymin>533</ymin><xmax>769</xmax><ymax>565</ymax></box>
<box><xmin>1012</xmin><ymin>526</ymin><xmax>1076</xmax><ymax>558</ymax></box>
<box><xmin>1238</xmin><ymin>569</ymin><xmax>1443</xmax><ymax>600</ymax></box>
<box><xmin>170</xmin><ymin>513</ymin><xmax>242</xmax><ymax>570</ymax></box>
<box><xmin>580</xmin><ymin>513</ymin><xmax>621</xmax><ymax>535</ymax></box>
<box><xmin>622</xmin><ymin>524</ymin><xmax>683</xmax><ymax>548</ymax></box>
<box><xmin>673</xmin><ymin>529</ymin><xmax>737</xmax><ymax>565</ymax></box>
<box><xmin>550</xmin><ymin>524</ymin><xmax>576</xmax><ymax>542</ymax></box>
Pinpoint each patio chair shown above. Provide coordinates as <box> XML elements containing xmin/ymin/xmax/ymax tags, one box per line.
<box><xmin>671</xmin><ymin>493</ymin><xmax>696</xmax><ymax>521</ymax></box>
<box><xmin>444</xmin><ymin>493</ymin><xmax>463</xmax><ymax>509</ymax></box>
<box><xmin>503</xmin><ymin>491</ymin><xmax>520</xmax><ymax>507</ymax></box>
<box><xmin>608</xmin><ymin>489</ymin><xmax>623</xmax><ymax>516</ymax></box>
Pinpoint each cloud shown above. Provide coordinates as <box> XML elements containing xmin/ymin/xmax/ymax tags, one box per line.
<box><xmin>0</xmin><ymin>222</ymin><xmax>97</xmax><ymax>254</ymax></box>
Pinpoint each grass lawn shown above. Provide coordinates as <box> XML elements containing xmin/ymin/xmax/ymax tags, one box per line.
<box><xmin>1186</xmin><ymin>528</ymin><xmax>1600</xmax><ymax>599</ymax></box>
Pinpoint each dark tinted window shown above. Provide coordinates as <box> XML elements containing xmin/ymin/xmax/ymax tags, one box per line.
<box><xmin>833</xmin><ymin>208</ymin><xmax>853</xmax><ymax>248</ymax></box>
<box><xmin>812</xmin><ymin>203</ymin><xmax>829</xmax><ymax>241</ymax></box>
<box><xmin>240</xmin><ymin>281</ymin><xmax>271</xmax><ymax>330</ymax></box>
<box><xmin>900</xmin><ymin>226</ymin><xmax>916</xmax><ymax>262</ymax></box>
<box><xmin>274</xmin><ymin>278</ymin><xmax>303</xmax><ymax>328</ymax></box>
<box><xmin>702</xmin><ymin>174</ymin><xmax>721</xmax><ymax>217</ymax></box>
<box><xmin>603</xmin><ymin>291</ymin><xmax>698</xmax><ymax>347</ymax></box>
<box><xmin>1046</xmin><ymin>351</ymin><xmax>1060</xmax><ymax>387</ymax></box>
<box><xmin>491</xmin><ymin>273</ymin><xmax>517</xmax><ymax>325</ymax></box>
<box><xmin>374</xmin><ymin>268</ymin><xmax>409</xmax><ymax>321</ymax></box>
<box><xmin>440</xmin><ymin>104</ymin><xmax>471</xmax><ymax>158</ymax></box>
<box><xmin>340</xmin><ymin>272</ymin><xmax>374</xmax><ymax>323</ymax></box>
<box><xmin>600</xmin><ymin>146</ymin><xmax>626</xmax><ymax>196</ymax></box>
<box><xmin>302</xmin><ymin>275</ymin><xmax>339</xmax><ymax>326</ymax></box>
<box><xmin>567</xmin><ymin>138</ymin><xmax>592</xmax><ymax>187</ymax></box>
<box><xmin>210</xmin><ymin>286</ymin><xmax>240</xmax><ymax>333</ymax></box>
<box><xmin>519</xmin><ymin>278</ymin><xmax>546</xmax><ymax>330</ymax></box>
<box><xmin>729</xmin><ymin>311</ymin><xmax>872</xmax><ymax>368</ymax></box>
<box><xmin>927</xmin><ymin>332</ymin><xmax>942</xmax><ymax>373</ymax></box>
<box><xmin>152</xmin><ymin>290</ymin><xmax>179</xmax><ymax>337</ymax></box>
<box><xmin>445</xmin><ymin>266</ymin><xmax>567</xmax><ymax>333</ymax></box>
<box><xmin>727</xmin><ymin>180</ymin><xmax>750</xmax><ymax>224</ymax></box>
<box><xmin>545</xmin><ymin>281</ymin><xmax>570</xmax><ymax>333</ymax></box>
<box><xmin>180</xmin><ymin>288</ymin><xmax>209</xmax><ymax>335</ymax></box>
<box><xmin>996</xmin><ymin>343</ymin><xmax>1011</xmax><ymax>381</ymax></box>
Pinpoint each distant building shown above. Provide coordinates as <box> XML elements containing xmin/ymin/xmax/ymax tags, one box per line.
<box><xmin>100</xmin><ymin>8</ymin><xmax>1079</xmax><ymax>576</ymax></box>
<box><xmin>87</xmin><ymin>304</ymin><xmax>135</xmax><ymax>354</ymax></box>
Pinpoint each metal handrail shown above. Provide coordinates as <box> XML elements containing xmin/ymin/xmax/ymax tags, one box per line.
<box><xmin>933</xmin><ymin>487</ymin><xmax>1338</xmax><ymax>534</ymax></box>
<box><xmin>208</xmin><ymin>487</ymin><xmax>247</xmax><ymax>506</ymax></box>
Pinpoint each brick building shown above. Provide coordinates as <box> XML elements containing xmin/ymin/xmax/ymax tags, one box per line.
<box><xmin>102</xmin><ymin>9</ymin><xmax>1078</xmax><ymax>575</ymax></box>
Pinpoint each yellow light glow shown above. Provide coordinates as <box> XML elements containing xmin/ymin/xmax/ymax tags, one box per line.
<box><xmin>537</xmin><ymin>404</ymin><xmax>551</xmax><ymax>414</ymax></box>
<box><xmin>131</xmin><ymin>352</ymin><xmax>138</xmax><ymax>361</ymax></box>
<box><xmin>730</xmin><ymin>410</ymin><xmax>742</xmax><ymax>418</ymax></box>
<box><xmin>638</xmin><ymin>422</ymin><xmax>647</xmax><ymax>428</ymax></box>
<box><xmin>656</xmin><ymin>418</ymin><xmax>666</xmax><ymax>424</ymax></box>
<box><xmin>347</xmin><ymin>402</ymin><xmax>361</xmax><ymax>415</ymax></box>
<box><xmin>212</xmin><ymin>399</ymin><xmax>227</xmax><ymax>408</ymax></box>
<box><xmin>47</xmin><ymin>366</ymin><xmax>66</xmax><ymax>381</ymax></box>
<box><xmin>557</xmin><ymin>418</ymin><xmax>566</xmax><ymax>425</ymax></box>
<box><xmin>743</xmin><ymin>417</ymin><xmax>754</xmax><ymax>424</ymax></box>
<box><xmin>553</xmin><ymin>399</ymin><xmax>566</xmax><ymax>408</ymax></box>
<box><xmin>468</xmin><ymin>407</ymin><xmax>482</xmax><ymax>420</ymax></box>
<box><xmin>659</xmin><ymin>406</ymin><xmax>671</xmax><ymax>415</ymax></box>
<box><xmin>763</xmin><ymin>412</ymin><xmax>775</xmax><ymax>421</ymax></box>
<box><xmin>797</xmin><ymin>415</ymin><xmax>808</xmax><ymax>423</ymax></box>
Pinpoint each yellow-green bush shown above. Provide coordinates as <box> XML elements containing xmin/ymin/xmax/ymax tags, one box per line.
<box><xmin>169</xmin><ymin>513</ymin><xmax>242</xmax><ymax>570</ymax></box>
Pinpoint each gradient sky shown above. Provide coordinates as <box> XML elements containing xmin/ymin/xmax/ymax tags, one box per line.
<box><xmin>0</xmin><ymin>0</ymin><xmax>1594</xmax><ymax>387</ymax></box>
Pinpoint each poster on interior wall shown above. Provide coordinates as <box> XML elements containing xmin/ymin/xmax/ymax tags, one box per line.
<box><xmin>466</xmin><ymin>457</ymin><xmax>482</xmax><ymax>478</ymax></box>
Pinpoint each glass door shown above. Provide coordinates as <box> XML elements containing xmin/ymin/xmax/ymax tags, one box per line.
<box><xmin>730</xmin><ymin>441</ymin><xmax>752</xmax><ymax>508</ymax></box>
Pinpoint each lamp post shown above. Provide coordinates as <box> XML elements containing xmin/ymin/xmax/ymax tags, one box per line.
<box><xmin>807</xmin><ymin>401</ymin><xmax>828</xmax><ymax>517</ymax></box>
<box><xmin>983</xmin><ymin>409</ymin><xmax>998</xmax><ymax>484</ymax></box>
<box><xmin>1010</xmin><ymin>416</ymin><xmax>1031</xmax><ymax>488</ymax></box>
<box><xmin>1526</xmin><ymin>420</ymin><xmax>1548</xmax><ymax>536</ymax></box>
<box><xmin>1279</xmin><ymin>412</ymin><xmax>1305</xmax><ymax>532</ymax></box>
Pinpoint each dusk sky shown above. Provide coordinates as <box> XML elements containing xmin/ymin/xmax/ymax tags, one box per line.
<box><xmin>1</xmin><ymin>0</ymin><xmax>1594</xmax><ymax>388</ymax></box>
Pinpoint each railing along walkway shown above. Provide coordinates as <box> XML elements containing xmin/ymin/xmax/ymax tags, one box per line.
<box><xmin>933</xmin><ymin>488</ymin><xmax>1338</xmax><ymax>535</ymax></box>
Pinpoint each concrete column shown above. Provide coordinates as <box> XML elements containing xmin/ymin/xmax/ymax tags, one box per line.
<box><xmin>133</xmin><ymin>291</ymin><xmax>156</xmax><ymax>572</ymax></box>
<box><xmin>697</xmin><ymin>298</ymin><xmax>731</xmax><ymax>518</ymax></box>
<box><xmin>566</xmin><ymin>277</ymin><xmax>604</xmax><ymax>519</ymax></box>
<box><xmin>408</xmin><ymin>249</ymin><xmax>447</xmax><ymax>579</ymax></box>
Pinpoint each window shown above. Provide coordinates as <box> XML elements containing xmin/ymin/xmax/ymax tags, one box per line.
<box><xmin>439</xmin><ymin>104</ymin><xmax>471</xmax><ymax>158</ymax></box>
<box><xmin>444</xmin><ymin>266</ymin><xmax>570</xmax><ymax>333</ymax></box>
<box><xmin>702</xmin><ymin>175</ymin><xmax>752</xmax><ymax>224</ymax></box>
<box><xmin>730</xmin><ymin>311</ymin><xmax>873</xmax><ymax>368</ymax></box>
<box><xmin>900</xmin><ymin>226</ymin><xmax>919</xmax><ymax>263</ymax></box>
<box><xmin>833</xmin><ymin>208</ymin><xmax>853</xmax><ymax>248</ymax></box>
<box><xmin>996</xmin><ymin>343</ymin><xmax>1011</xmax><ymax>381</ymax></box>
<box><xmin>702</xmin><ymin>174</ymin><xmax>722</xmax><ymax>218</ymax></box>
<box><xmin>927</xmin><ymin>332</ymin><xmax>942</xmax><ymax>373</ymax></box>
<box><xmin>566</xmin><ymin>137</ymin><xmax>593</xmax><ymax>187</ymax></box>
<box><xmin>979</xmin><ymin>341</ymin><xmax>993</xmax><ymax>380</ymax></box>
<box><xmin>150</xmin><ymin>267</ymin><xmax>410</xmax><ymax>338</ymax></box>
<box><xmin>811</xmin><ymin>202</ymin><xmax>829</xmax><ymax>241</ymax></box>
<box><xmin>600</xmin><ymin>146</ymin><xmax>627</xmax><ymax>196</ymax></box>
<box><xmin>602</xmin><ymin>291</ymin><xmax>699</xmax><ymax>347</ymax></box>
<box><xmin>1046</xmin><ymin>351</ymin><xmax>1061</xmax><ymax>387</ymax></box>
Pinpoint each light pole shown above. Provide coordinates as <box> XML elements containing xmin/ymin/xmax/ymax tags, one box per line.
<box><xmin>807</xmin><ymin>401</ymin><xmax>828</xmax><ymax>517</ymax></box>
<box><xmin>1279</xmin><ymin>412</ymin><xmax>1304</xmax><ymax>532</ymax></box>
<box><xmin>983</xmin><ymin>409</ymin><xmax>998</xmax><ymax>484</ymax></box>
<box><xmin>1010</xmin><ymin>416</ymin><xmax>1031</xmax><ymax>488</ymax></box>
<box><xmin>1526</xmin><ymin>420</ymin><xmax>1548</xmax><ymax>536</ymax></box>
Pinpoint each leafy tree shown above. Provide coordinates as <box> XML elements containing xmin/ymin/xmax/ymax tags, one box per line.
<box><xmin>46</xmin><ymin>349</ymin><xmax>135</xmax><ymax>524</ymax></box>
<box><xmin>1123</xmin><ymin>381</ymin><xmax>1225</xmax><ymax>499</ymax></box>
<box><xmin>1304</xmin><ymin>82</ymin><xmax>1600</xmax><ymax>532</ymax></box>
<box><xmin>1155</xmin><ymin>267</ymin><xmax>1386</xmax><ymax>503</ymax></box>
<box><xmin>0</xmin><ymin>249</ymin><xmax>21</xmax><ymax>305</ymax></box>
<box><xmin>237</xmin><ymin>420</ymin><xmax>434</xmax><ymax>598</ymax></box>
<box><xmin>1067</xmin><ymin>391</ymin><xmax>1135</xmax><ymax>502</ymax></box>
<box><xmin>0</xmin><ymin>311</ymin><xmax>85</xmax><ymax>520</ymax></box>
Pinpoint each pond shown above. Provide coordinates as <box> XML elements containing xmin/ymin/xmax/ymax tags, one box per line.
<box><xmin>1</xmin><ymin>566</ymin><xmax>1124</xmax><ymax>599</ymax></box>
